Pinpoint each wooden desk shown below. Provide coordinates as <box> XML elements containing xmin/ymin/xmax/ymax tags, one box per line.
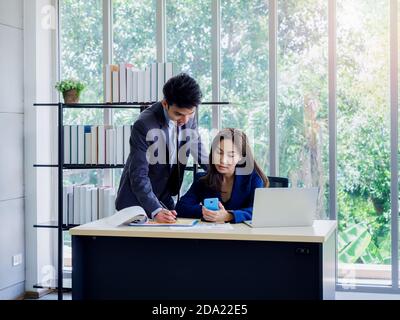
<box><xmin>70</xmin><ymin>218</ymin><xmax>336</xmax><ymax>300</ymax></box>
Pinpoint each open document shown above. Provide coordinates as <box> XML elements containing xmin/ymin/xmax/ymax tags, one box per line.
<box><xmin>106</xmin><ymin>206</ymin><xmax>199</xmax><ymax>227</ymax></box>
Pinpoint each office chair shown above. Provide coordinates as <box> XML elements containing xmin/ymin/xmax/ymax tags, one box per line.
<box><xmin>194</xmin><ymin>172</ymin><xmax>289</xmax><ymax>188</ymax></box>
<box><xmin>267</xmin><ymin>176</ymin><xmax>289</xmax><ymax>188</ymax></box>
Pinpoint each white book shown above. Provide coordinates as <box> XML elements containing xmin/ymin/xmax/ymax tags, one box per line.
<box><xmin>98</xmin><ymin>126</ymin><xmax>105</xmax><ymax>164</ymax></box>
<box><xmin>77</xmin><ymin>125</ymin><xmax>85</xmax><ymax>164</ymax></box>
<box><xmin>98</xmin><ymin>187</ymin><xmax>106</xmax><ymax>219</ymax></box>
<box><xmin>70</xmin><ymin>125</ymin><xmax>78</xmax><ymax>164</ymax></box>
<box><xmin>67</xmin><ymin>192</ymin><xmax>74</xmax><ymax>225</ymax></box>
<box><xmin>64</xmin><ymin>126</ymin><xmax>71</xmax><ymax>164</ymax></box>
<box><xmin>85</xmin><ymin>132</ymin><xmax>92</xmax><ymax>164</ymax></box>
<box><xmin>85</xmin><ymin>188</ymin><xmax>93</xmax><ymax>223</ymax></box>
<box><xmin>112</xmin><ymin>71</ymin><xmax>119</xmax><ymax>103</ymax></box>
<box><xmin>116</xmin><ymin>126</ymin><xmax>124</xmax><ymax>165</ymax></box>
<box><xmin>138</xmin><ymin>70</ymin><xmax>145</xmax><ymax>103</ymax></box>
<box><xmin>91</xmin><ymin>126</ymin><xmax>98</xmax><ymax>165</ymax></box>
<box><xmin>144</xmin><ymin>67</ymin><xmax>151</xmax><ymax>103</ymax></box>
<box><xmin>103</xmin><ymin>188</ymin><xmax>110</xmax><ymax>218</ymax></box>
<box><xmin>119</xmin><ymin>63</ymin><xmax>127</xmax><ymax>103</ymax></box>
<box><xmin>157</xmin><ymin>62</ymin><xmax>165</xmax><ymax>100</ymax></box>
<box><xmin>63</xmin><ymin>186</ymin><xmax>68</xmax><ymax>225</ymax></box>
<box><xmin>63</xmin><ymin>186</ymin><xmax>73</xmax><ymax>224</ymax></box>
<box><xmin>103</xmin><ymin>188</ymin><xmax>115</xmax><ymax>217</ymax></box>
<box><xmin>113</xmin><ymin>129</ymin><xmax>118</xmax><ymax>165</ymax></box>
<box><xmin>132</xmin><ymin>70</ymin><xmax>139</xmax><ymax>103</ymax></box>
<box><xmin>101</xmin><ymin>125</ymin><xmax>113</xmax><ymax>165</ymax></box>
<box><xmin>106</xmin><ymin>129</ymin><xmax>111</xmax><ymax>165</ymax></box>
<box><xmin>126</xmin><ymin>68</ymin><xmax>133</xmax><ymax>103</ymax></box>
<box><xmin>73</xmin><ymin>185</ymin><xmax>81</xmax><ymax>225</ymax></box>
<box><xmin>123</xmin><ymin>125</ymin><xmax>131</xmax><ymax>164</ymax></box>
<box><xmin>165</xmin><ymin>62</ymin><xmax>174</xmax><ymax>82</ymax></box>
<box><xmin>151</xmin><ymin>63</ymin><xmax>158</xmax><ymax>102</ymax></box>
<box><xmin>79</xmin><ymin>185</ymin><xmax>87</xmax><ymax>224</ymax></box>
<box><xmin>91</xmin><ymin>188</ymin><xmax>99</xmax><ymax>221</ymax></box>
<box><xmin>104</xmin><ymin>64</ymin><xmax>112</xmax><ymax>103</ymax></box>
<box><xmin>106</xmin><ymin>129</ymin><xmax>116</xmax><ymax>165</ymax></box>
<box><xmin>108</xmin><ymin>189</ymin><xmax>116</xmax><ymax>217</ymax></box>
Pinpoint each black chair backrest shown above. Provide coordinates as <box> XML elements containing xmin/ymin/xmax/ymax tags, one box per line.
<box><xmin>195</xmin><ymin>173</ymin><xmax>289</xmax><ymax>188</ymax></box>
<box><xmin>267</xmin><ymin>176</ymin><xmax>289</xmax><ymax>188</ymax></box>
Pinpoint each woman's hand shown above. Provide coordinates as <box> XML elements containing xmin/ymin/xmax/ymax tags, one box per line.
<box><xmin>202</xmin><ymin>202</ymin><xmax>233</xmax><ymax>223</ymax></box>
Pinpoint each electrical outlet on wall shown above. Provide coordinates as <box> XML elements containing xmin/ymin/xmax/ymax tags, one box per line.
<box><xmin>12</xmin><ymin>254</ymin><xmax>23</xmax><ymax>267</ymax></box>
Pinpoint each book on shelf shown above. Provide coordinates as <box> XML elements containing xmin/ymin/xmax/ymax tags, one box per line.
<box><xmin>123</xmin><ymin>125</ymin><xmax>132</xmax><ymax>164</ymax></box>
<box><xmin>73</xmin><ymin>185</ymin><xmax>81</xmax><ymax>225</ymax></box>
<box><xmin>103</xmin><ymin>62</ymin><xmax>180</xmax><ymax>104</ymax></box>
<box><xmin>70</xmin><ymin>125</ymin><xmax>78</xmax><ymax>164</ymax></box>
<box><xmin>64</xmin><ymin>124</ymin><xmax>131</xmax><ymax>165</ymax></box>
<box><xmin>77</xmin><ymin>126</ymin><xmax>84</xmax><ymax>164</ymax></box>
<box><xmin>65</xmin><ymin>184</ymin><xmax>116</xmax><ymax>225</ymax></box>
<box><xmin>84</xmin><ymin>186</ymin><xmax>94</xmax><ymax>224</ymax></box>
<box><xmin>64</xmin><ymin>126</ymin><xmax>71</xmax><ymax>164</ymax></box>
<box><xmin>144</xmin><ymin>67</ymin><xmax>151</xmax><ymax>103</ymax></box>
<box><xmin>126</xmin><ymin>67</ymin><xmax>133</xmax><ymax>103</ymax></box>
<box><xmin>116</xmin><ymin>125</ymin><xmax>124</xmax><ymax>165</ymax></box>
<box><xmin>157</xmin><ymin>62</ymin><xmax>165</xmax><ymax>101</ymax></box>
<box><xmin>119</xmin><ymin>63</ymin><xmax>127</xmax><ymax>103</ymax></box>
<box><xmin>132</xmin><ymin>70</ymin><xmax>139</xmax><ymax>103</ymax></box>
<box><xmin>112</xmin><ymin>69</ymin><xmax>119</xmax><ymax>103</ymax></box>
<box><xmin>104</xmin><ymin>64</ymin><xmax>112</xmax><ymax>103</ymax></box>
<box><xmin>85</xmin><ymin>132</ymin><xmax>92</xmax><ymax>164</ymax></box>
<box><xmin>91</xmin><ymin>188</ymin><xmax>98</xmax><ymax>221</ymax></box>
<box><xmin>137</xmin><ymin>70</ymin><xmax>145</xmax><ymax>103</ymax></box>
<box><xmin>67</xmin><ymin>192</ymin><xmax>74</xmax><ymax>225</ymax></box>
<box><xmin>98</xmin><ymin>187</ymin><xmax>115</xmax><ymax>219</ymax></box>
<box><xmin>151</xmin><ymin>62</ymin><xmax>157</xmax><ymax>102</ymax></box>
<box><xmin>91</xmin><ymin>125</ymin><xmax>98</xmax><ymax>165</ymax></box>
<box><xmin>63</xmin><ymin>186</ymin><xmax>73</xmax><ymax>225</ymax></box>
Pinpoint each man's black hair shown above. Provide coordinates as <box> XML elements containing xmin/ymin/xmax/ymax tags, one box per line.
<box><xmin>163</xmin><ymin>73</ymin><xmax>203</xmax><ymax>108</ymax></box>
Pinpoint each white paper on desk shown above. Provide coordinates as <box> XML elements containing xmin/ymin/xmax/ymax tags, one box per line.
<box><xmin>105</xmin><ymin>206</ymin><xmax>147</xmax><ymax>226</ymax></box>
<box><xmin>170</xmin><ymin>223</ymin><xmax>234</xmax><ymax>230</ymax></box>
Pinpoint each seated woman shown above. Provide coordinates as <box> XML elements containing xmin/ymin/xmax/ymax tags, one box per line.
<box><xmin>175</xmin><ymin>128</ymin><xmax>269</xmax><ymax>223</ymax></box>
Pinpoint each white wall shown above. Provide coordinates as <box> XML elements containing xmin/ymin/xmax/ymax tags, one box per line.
<box><xmin>0</xmin><ymin>0</ymin><xmax>25</xmax><ymax>300</ymax></box>
<box><xmin>24</xmin><ymin>0</ymin><xmax>58</xmax><ymax>296</ymax></box>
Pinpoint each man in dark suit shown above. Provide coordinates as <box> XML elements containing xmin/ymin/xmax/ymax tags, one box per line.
<box><xmin>115</xmin><ymin>73</ymin><xmax>208</xmax><ymax>223</ymax></box>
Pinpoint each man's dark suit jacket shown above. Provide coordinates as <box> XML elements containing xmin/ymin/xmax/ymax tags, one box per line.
<box><xmin>115</xmin><ymin>102</ymin><xmax>208</xmax><ymax>217</ymax></box>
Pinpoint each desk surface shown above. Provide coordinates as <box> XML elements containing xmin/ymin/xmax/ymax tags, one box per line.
<box><xmin>70</xmin><ymin>216</ymin><xmax>336</xmax><ymax>243</ymax></box>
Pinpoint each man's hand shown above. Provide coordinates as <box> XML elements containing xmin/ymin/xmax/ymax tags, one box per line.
<box><xmin>202</xmin><ymin>202</ymin><xmax>233</xmax><ymax>223</ymax></box>
<box><xmin>154</xmin><ymin>209</ymin><xmax>177</xmax><ymax>223</ymax></box>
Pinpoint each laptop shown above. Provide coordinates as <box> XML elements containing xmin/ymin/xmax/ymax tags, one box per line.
<box><xmin>244</xmin><ymin>188</ymin><xmax>318</xmax><ymax>227</ymax></box>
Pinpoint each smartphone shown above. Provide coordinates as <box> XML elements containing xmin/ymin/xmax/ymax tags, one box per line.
<box><xmin>203</xmin><ymin>198</ymin><xmax>219</xmax><ymax>211</ymax></box>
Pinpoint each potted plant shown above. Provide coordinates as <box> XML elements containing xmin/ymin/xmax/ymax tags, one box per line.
<box><xmin>55</xmin><ymin>78</ymin><xmax>85</xmax><ymax>104</ymax></box>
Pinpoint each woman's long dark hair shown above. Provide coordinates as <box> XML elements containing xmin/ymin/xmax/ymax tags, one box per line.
<box><xmin>200</xmin><ymin>128</ymin><xmax>269</xmax><ymax>191</ymax></box>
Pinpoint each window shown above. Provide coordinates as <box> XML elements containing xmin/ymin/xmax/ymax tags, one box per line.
<box><xmin>60</xmin><ymin>0</ymin><xmax>104</xmax><ymax>125</ymax></box>
<box><xmin>167</xmin><ymin>0</ymin><xmax>213</xmax><ymax>193</ymax></box>
<box><xmin>60</xmin><ymin>0</ymin><xmax>104</xmax><ymax>187</ymax></box>
<box><xmin>337</xmin><ymin>0</ymin><xmax>391</xmax><ymax>286</ymax></box>
<box><xmin>59</xmin><ymin>0</ymin><xmax>105</xmax><ymax>275</ymax></box>
<box><xmin>277</xmin><ymin>0</ymin><xmax>329</xmax><ymax>219</ymax></box>
<box><xmin>221</xmin><ymin>0</ymin><xmax>269</xmax><ymax>174</ymax></box>
<box><xmin>113</xmin><ymin>0</ymin><xmax>156</xmax><ymax>69</ymax></box>
<box><xmin>55</xmin><ymin>0</ymin><xmax>400</xmax><ymax>292</ymax></box>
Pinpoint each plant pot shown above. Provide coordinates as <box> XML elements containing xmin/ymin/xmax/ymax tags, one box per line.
<box><xmin>63</xmin><ymin>89</ymin><xmax>80</xmax><ymax>104</ymax></box>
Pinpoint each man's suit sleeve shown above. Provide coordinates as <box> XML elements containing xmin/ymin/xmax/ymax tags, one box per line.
<box><xmin>128</xmin><ymin>120</ymin><xmax>161</xmax><ymax>216</ymax></box>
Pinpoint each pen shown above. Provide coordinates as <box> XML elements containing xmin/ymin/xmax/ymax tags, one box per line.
<box><xmin>159</xmin><ymin>201</ymin><xmax>177</xmax><ymax>221</ymax></box>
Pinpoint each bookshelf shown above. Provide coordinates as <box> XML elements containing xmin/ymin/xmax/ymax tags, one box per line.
<box><xmin>33</xmin><ymin>101</ymin><xmax>229</xmax><ymax>300</ymax></box>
